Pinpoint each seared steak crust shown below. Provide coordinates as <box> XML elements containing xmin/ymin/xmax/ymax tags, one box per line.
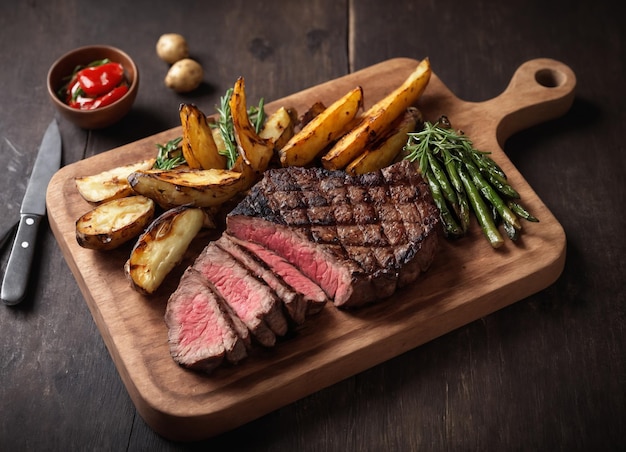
<box><xmin>166</xmin><ymin>160</ymin><xmax>440</xmax><ymax>373</ymax></box>
<box><xmin>227</xmin><ymin>160</ymin><xmax>440</xmax><ymax>307</ymax></box>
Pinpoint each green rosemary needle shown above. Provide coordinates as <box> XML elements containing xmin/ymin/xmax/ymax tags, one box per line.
<box><xmin>154</xmin><ymin>136</ymin><xmax>185</xmax><ymax>170</ymax></box>
<box><xmin>213</xmin><ymin>87</ymin><xmax>266</xmax><ymax>169</ymax></box>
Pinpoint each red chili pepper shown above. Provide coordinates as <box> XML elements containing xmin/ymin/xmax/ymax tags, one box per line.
<box><xmin>76</xmin><ymin>62</ymin><xmax>124</xmax><ymax>97</ymax></box>
<box><xmin>90</xmin><ymin>85</ymin><xmax>129</xmax><ymax>109</ymax></box>
<box><xmin>68</xmin><ymin>83</ymin><xmax>128</xmax><ymax>110</ymax></box>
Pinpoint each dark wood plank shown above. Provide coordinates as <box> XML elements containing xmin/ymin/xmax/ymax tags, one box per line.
<box><xmin>0</xmin><ymin>0</ymin><xmax>348</xmax><ymax>449</ymax></box>
<box><xmin>0</xmin><ymin>0</ymin><xmax>624</xmax><ymax>450</ymax></box>
<box><xmin>348</xmin><ymin>0</ymin><xmax>625</xmax><ymax>450</ymax></box>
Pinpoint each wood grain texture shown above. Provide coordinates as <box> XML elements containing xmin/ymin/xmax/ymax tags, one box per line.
<box><xmin>1</xmin><ymin>0</ymin><xmax>624</xmax><ymax>450</ymax></box>
<box><xmin>47</xmin><ymin>57</ymin><xmax>573</xmax><ymax>440</ymax></box>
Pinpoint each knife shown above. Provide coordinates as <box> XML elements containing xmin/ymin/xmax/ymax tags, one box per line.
<box><xmin>1</xmin><ymin>119</ymin><xmax>62</xmax><ymax>306</ymax></box>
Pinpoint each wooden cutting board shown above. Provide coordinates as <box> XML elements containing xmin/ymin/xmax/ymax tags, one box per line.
<box><xmin>47</xmin><ymin>57</ymin><xmax>575</xmax><ymax>441</ymax></box>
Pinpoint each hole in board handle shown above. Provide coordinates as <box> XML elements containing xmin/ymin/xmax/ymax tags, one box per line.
<box><xmin>535</xmin><ymin>68</ymin><xmax>567</xmax><ymax>88</ymax></box>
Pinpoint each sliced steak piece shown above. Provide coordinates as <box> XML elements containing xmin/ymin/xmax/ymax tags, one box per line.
<box><xmin>193</xmin><ymin>242</ymin><xmax>288</xmax><ymax>347</ymax></box>
<box><xmin>226</xmin><ymin>160</ymin><xmax>439</xmax><ymax>308</ymax></box>
<box><xmin>228</xmin><ymin>234</ymin><xmax>328</xmax><ymax>316</ymax></box>
<box><xmin>215</xmin><ymin>235</ymin><xmax>309</xmax><ymax>325</ymax></box>
<box><xmin>165</xmin><ymin>268</ymin><xmax>248</xmax><ymax>373</ymax></box>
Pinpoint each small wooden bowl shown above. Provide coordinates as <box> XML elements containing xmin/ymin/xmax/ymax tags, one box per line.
<box><xmin>47</xmin><ymin>45</ymin><xmax>139</xmax><ymax>129</ymax></box>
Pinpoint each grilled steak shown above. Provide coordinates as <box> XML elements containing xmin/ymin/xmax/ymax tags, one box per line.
<box><xmin>165</xmin><ymin>268</ymin><xmax>248</xmax><ymax>373</ymax></box>
<box><xmin>165</xmin><ymin>160</ymin><xmax>439</xmax><ymax>372</ymax></box>
<box><xmin>193</xmin><ymin>242</ymin><xmax>289</xmax><ymax>347</ymax></box>
<box><xmin>226</xmin><ymin>160</ymin><xmax>439</xmax><ymax>307</ymax></box>
<box><xmin>227</xmin><ymin>235</ymin><xmax>328</xmax><ymax>316</ymax></box>
<box><xmin>216</xmin><ymin>235</ymin><xmax>310</xmax><ymax>325</ymax></box>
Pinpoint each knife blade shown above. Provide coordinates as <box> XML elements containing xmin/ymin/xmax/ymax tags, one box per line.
<box><xmin>1</xmin><ymin>119</ymin><xmax>62</xmax><ymax>306</ymax></box>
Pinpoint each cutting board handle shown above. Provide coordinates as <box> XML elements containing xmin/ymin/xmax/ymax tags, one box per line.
<box><xmin>485</xmin><ymin>58</ymin><xmax>576</xmax><ymax>144</ymax></box>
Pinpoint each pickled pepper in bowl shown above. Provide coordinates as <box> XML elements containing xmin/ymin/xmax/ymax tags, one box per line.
<box><xmin>58</xmin><ymin>58</ymin><xmax>129</xmax><ymax>110</ymax></box>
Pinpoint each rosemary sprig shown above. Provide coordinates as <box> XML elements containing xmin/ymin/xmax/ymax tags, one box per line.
<box><xmin>154</xmin><ymin>136</ymin><xmax>185</xmax><ymax>170</ymax></box>
<box><xmin>215</xmin><ymin>88</ymin><xmax>238</xmax><ymax>169</ymax></box>
<box><xmin>152</xmin><ymin>88</ymin><xmax>266</xmax><ymax>171</ymax></box>
<box><xmin>212</xmin><ymin>87</ymin><xmax>266</xmax><ymax>169</ymax></box>
<box><xmin>248</xmin><ymin>96</ymin><xmax>266</xmax><ymax>134</ymax></box>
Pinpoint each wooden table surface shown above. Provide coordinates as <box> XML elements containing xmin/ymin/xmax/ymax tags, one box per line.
<box><xmin>1</xmin><ymin>0</ymin><xmax>623</xmax><ymax>450</ymax></box>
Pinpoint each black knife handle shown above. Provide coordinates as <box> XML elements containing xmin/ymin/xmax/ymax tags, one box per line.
<box><xmin>1</xmin><ymin>214</ymin><xmax>42</xmax><ymax>306</ymax></box>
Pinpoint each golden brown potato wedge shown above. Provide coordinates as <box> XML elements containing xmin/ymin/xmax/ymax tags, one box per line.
<box><xmin>345</xmin><ymin>107</ymin><xmax>422</xmax><ymax>175</ymax></box>
<box><xmin>76</xmin><ymin>195</ymin><xmax>155</xmax><ymax>251</ymax></box>
<box><xmin>279</xmin><ymin>86</ymin><xmax>363</xmax><ymax>167</ymax></box>
<box><xmin>229</xmin><ymin>77</ymin><xmax>274</xmax><ymax>174</ymax></box>
<box><xmin>322</xmin><ymin>58</ymin><xmax>432</xmax><ymax>170</ymax></box>
<box><xmin>259</xmin><ymin>106</ymin><xmax>297</xmax><ymax>151</ymax></box>
<box><xmin>128</xmin><ymin>167</ymin><xmax>250</xmax><ymax>210</ymax></box>
<box><xmin>125</xmin><ymin>206</ymin><xmax>206</xmax><ymax>294</ymax></box>
<box><xmin>75</xmin><ymin>158</ymin><xmax>156</xmax><ymax>204</ymax></box>
<box><xmin>179</xmin><ymin>103</ymin><xmax>226</xmax><ymax>170</ymax></box>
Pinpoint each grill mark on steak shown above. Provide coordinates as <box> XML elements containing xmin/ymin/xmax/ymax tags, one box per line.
<box><xmin>165</xmin><ymin>268</ymin><xmax>248</xmax><ymax>373</ymax></box>
<box><xmin>193</xmin><ymin>242</ymin><xmax>289</xmax><ymax>347</ymax></box>
<box><xmin>380</xmin><ymin>163</ymin><xmax>438</xmax><ymax>286</ymax></box>
<box><xmin>165</xmin><ymin>160</ymin><xmax>440</xmax><ymax>374</ymax></box>
<box><xmin>227</xmin><ymin>160</ymin><xmax>439</xmax><ymax>307</ymax></box>
<box><xmin>310</xmin><ymin>179</ymin><xmax>400</xmax><ymax>290</ymax></box>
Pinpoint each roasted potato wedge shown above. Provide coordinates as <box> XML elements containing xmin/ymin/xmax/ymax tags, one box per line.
<box><xmin>345</xmin><ymin>107</ymin><xmax>422</xmax><ymax>175</ymax></box>
<box><xmin>76</xmin><ymin>195</ymin><xmax>155</xmax><ymax>251</ymax></box>
<box><xmin>125</xmin><ymin>206</ymin><xmax>206</xmax><ymax>294</ymax></box>
<box><xmin>75</xmin><ymin>158</ymin><xmax>156</xmax><ymax>204</ymax></box>
<box><xmin>180</xmin><ymin>103</ymin><xmax>226</xmax><ymax>170</ymax></box>
<box><xmin>128</xmin><ymin>167</ymin><xmax>249</xmax><ymax>210</ymax></box>
<box><xmin>279</xmin><ymin>86</ymin><xmax>363</xmax><ymax>167</ymax></box>
<box><xmin>229</xmin><ymin>77</ymin><xmax>274</xmax><ymax>174</ymax></box>
<box><xmin>259</xmin><ymin>106</ymin><xmax>297</xmax><ymax>151</ymax></box>
<box><xmin>322</xmin><ymin>58</ymin><xmax>432</xmax><ymax>170</ymax></box>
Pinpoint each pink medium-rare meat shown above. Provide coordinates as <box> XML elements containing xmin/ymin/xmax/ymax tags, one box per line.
<box><xmin>215</xmin><ymin>235</ymin><xmax>309</xmax><ymax>325</ymax></box>
<box><xmin>226</xmin><ymin>160</ymin><xmax>440</xmax><ymax>307</ymax></box>
<box><xmin>228</xmin><ymin>219</ymin><xmax>360</xmax><ymax>304</ymax></box>
<box><xmin>227</xmin><ymin>234</ymin><xmax>328</xmax><ymax>316</ymax></box>
<box><xmin>165</xmin><ymin>160</ymin><xmax>440</xmax><ymax>374</ymax></box>
<box><xmin>193</xmin><ymin>242</ymin><xmax>289</xmax><ymax>347</ymax></box>
<box><xmin>165</xmin><ymin>268</ymin><xmax>248</xmax><ymax>373</ymax></box>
